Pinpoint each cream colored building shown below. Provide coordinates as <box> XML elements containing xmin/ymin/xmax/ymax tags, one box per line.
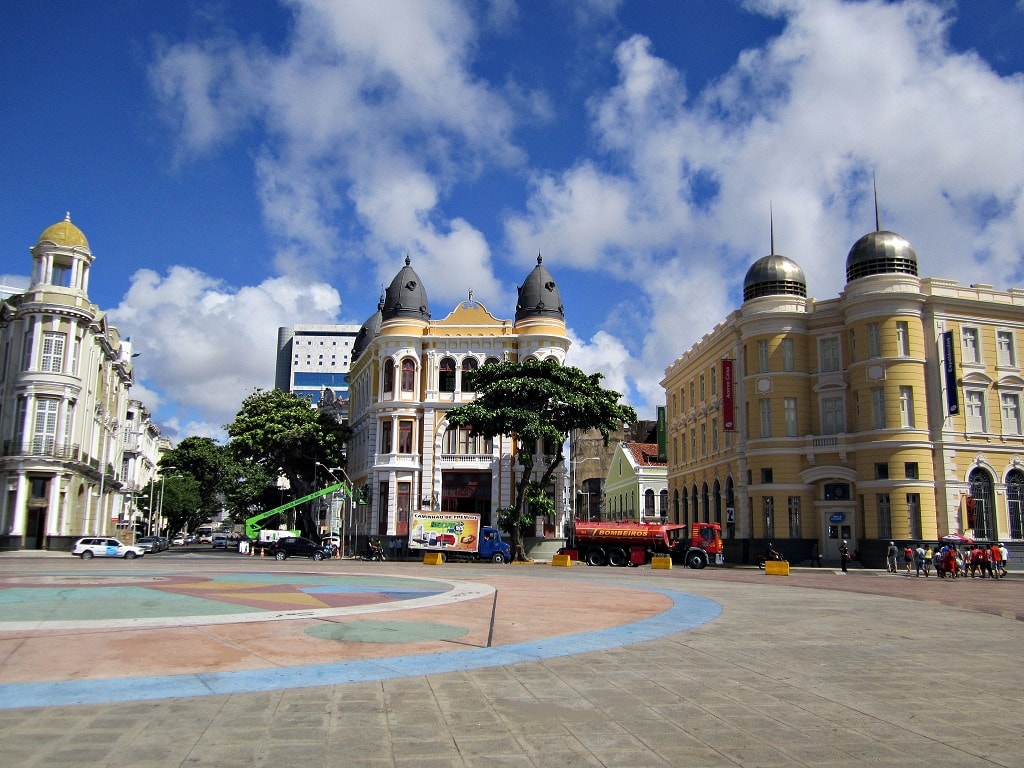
<box><xmin>662</xmin><ymin>224</ymin><xmax>1024</xmax><ymax>566</ymax></box>
<box><xmin>0</xmin><ymin>215</ymin><xmax>140</xmax><ymax>550</ymax></box>
<box><xmin>346</xmin><ymin>256</ymin><xmax>570</xmax><ymax>541</ymax></box>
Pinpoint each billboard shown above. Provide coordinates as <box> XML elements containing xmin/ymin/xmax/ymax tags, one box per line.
<box><xmin>408</xmin><ymin>512</ymin><xmax>481</xmax><ymax>552</ymax></box>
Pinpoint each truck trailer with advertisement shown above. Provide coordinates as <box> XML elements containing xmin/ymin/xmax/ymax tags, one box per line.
<box><xmin>567</xmin><ymin>521</ymin><xmax>724</xmax><ymax>568</ymax></box>
<box><xmin>408</xmin><ymin>512</ymin><xmax>511</xmax><ymax>563</ymax></box>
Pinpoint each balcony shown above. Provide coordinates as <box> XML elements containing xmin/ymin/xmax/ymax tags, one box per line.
<box><xmin>2</xmin><ymin>440</ymin><xmax>81</xmax><ymax>460</ymax></box>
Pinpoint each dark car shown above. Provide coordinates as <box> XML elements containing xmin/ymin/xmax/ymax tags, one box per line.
<box><xmin>267</xmin><ymin>536</ymin><xmax>330</xmax><ymax>561</ymax></box>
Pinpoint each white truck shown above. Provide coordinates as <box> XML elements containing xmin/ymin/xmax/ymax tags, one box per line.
<box><xmin>408</xmin><ymin>512</ymin><xmax>512</xmax><ymax>563</ymax></box>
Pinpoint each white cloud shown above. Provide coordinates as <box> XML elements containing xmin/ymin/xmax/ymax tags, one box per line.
<box><xmin>110</xmin><ymin>267</ymin><xmax>341</xmax><ymax>440</ymax></box>
<box><xmin>509</xmin><ymin>0</ymin><xmax>1024</xmax><ymax>415</ymax></box>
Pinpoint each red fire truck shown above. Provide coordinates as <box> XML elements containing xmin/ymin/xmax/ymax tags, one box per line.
<box><xmin>567</xmin><ymin>521</ymin><xmax>724</xmax><ymax>569</ymax></box>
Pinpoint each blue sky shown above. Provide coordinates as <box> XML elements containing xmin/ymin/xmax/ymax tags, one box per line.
<box><xmin>2</xmin><ymin>0</ymin><xmax>1023</xmax><ymax>441</ymax></box>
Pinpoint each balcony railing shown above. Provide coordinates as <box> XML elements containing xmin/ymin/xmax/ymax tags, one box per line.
<box><xmin>2</xmin><ymin>440</ymin><xmax>81</xmax><ymax>460</ymax></box>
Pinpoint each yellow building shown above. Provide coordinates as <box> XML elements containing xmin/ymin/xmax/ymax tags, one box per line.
<box><xmin>662</xmin><ymin>223</ymin><xmax>1024</xmax><ymax>566</ymax></box>
<box><xmin>346</xmin><ymin>255</ymin><xmax>570</xmax><ymax>540</ymax></box>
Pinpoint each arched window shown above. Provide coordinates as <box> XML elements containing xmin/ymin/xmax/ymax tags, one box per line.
<box><xmin>461</xmin><ymin>357</ymin><xmax>478</xmax><ymax>392</ymax></box>
<box><xmin>439</xmin><ymin>357</ymin><xmax>456</xmax><ymax>392</ymax></box>
<box><xmin>702</xmin><ymin>482</ymin><xmax>710</xmax><ymax>523</ymax></box>
<box><xmin>691</xmin><ymin>485</ymin><xmax>699</xmax><ymax>526</ymax></box>
<box><xmin>713</xmin><ymin>479</ymin><xmax>722</xmax><ymax>525</ymax></box>
<box><xmin>673</xmin><ymin>489</ymin><xmax>680</xmax><ymax>525</ymax></box>
<box><xmin>659</xmin><ymin>489</ymin><xmax>668</xmax><ymax>519</ymax></box>
<box><xmin>383</xmin><ymin>359</ymin><xmax>395</xmax><ymax>393</ymax></box>
<box><xmin>644</xmin><ymin>488</ymin><xmax>656</xmax><ymax>519</ymax></box>
<box><xmin>1007</xmin><ymin>469</ymin><xmax>1024</xmax><ymax>539</ymax></box>
<box><xmin>485</xmin><ymin>356</ymin><xmax>500</xmax><ymax>366</ymax></box>
<box><xmin>400</xmin><ymin>358</ymin><xmax>416</xmax><ymax>393</ymax></box>
<box><xmin>968</xmin><ymin>467</ymin><xmax>996</xmax><ymax>539</ymax></box>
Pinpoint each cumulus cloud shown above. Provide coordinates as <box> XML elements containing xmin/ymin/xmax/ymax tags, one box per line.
<box><xmin>109</xmin><ymin>267</ymin><xmax>341</xmax><ymax>439</ymax></box>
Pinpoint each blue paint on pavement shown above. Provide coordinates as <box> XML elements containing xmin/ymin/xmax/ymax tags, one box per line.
<box><xmin>0</xmin><ymin>587</ymin><xmax>721</xmax><ymax>709</ymax></box>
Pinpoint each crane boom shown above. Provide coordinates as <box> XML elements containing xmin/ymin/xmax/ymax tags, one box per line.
<box><xmin>244</xmin><ymin>481</ymin><xmax>346</xmax><ymax>540</ymax></box>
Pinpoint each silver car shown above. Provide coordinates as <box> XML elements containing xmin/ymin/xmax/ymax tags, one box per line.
<box><xmin>71</xmin><ymin>537</ymin><xmax>145</xmax><ymax>560</ymax></box>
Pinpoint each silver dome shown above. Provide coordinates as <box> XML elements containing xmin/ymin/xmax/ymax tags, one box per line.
<box><xmin>846</xmin><ymin>230</ymin><xmax>918</xmax><ymax>281</ymax></box>
<box><xmin>743</xmin><ymin>254</ymin><xmax>807</xmax><ymax>301</ymax></box>
<box><xmin>515</xmin><ymin>254</ymin><xmax>564</xmax><ymax>322</ymax></box>
<box><xmin>381</xmin><ymin>256</ymin><xmax>430</xmax><ymax>322</ymax></box>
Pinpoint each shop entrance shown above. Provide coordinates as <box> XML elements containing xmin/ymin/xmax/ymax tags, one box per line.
<box><xmin>823</xmin><ymin>511</ymin><xmax>855</xmax><ymax>566</ymax></box>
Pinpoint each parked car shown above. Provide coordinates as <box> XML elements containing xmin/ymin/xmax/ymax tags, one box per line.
<box><xmin>135</xmin><ymin>536</ymin><xmax>162</xmax><ymax>553</ymax></box>
<box><xmin>171</xmin><ymin>535</ymin><xmax>186</xmax><ymax>546</ymax></box>
<box><xmin>211</xmin><ymin>534</ymin><xmax>229</xmax><ymax>549</ymax></box>
<box><xmin>267</xmin><ymin>536</ymin><xmax>330</xmax><ymax>561</ymax></box>
<box><xmin>72</xmin><ymin>537</ymin><xmax>145</xmax><ymax>560</ymax></box>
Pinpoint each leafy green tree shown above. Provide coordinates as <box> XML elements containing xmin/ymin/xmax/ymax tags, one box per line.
<box><xmin>225</xmin><ymin>389</ymin><xmax>350</xmax><ymax>537</ymax></box>
<box><xmin>446</xmin><ymin>358</ymin><xmax>637</xmax><ymax>561</ymax></box>
<box><xmin>158</xmin><ymin>437</ymin><xmax>234</xmax><ymax>523</ymax></box>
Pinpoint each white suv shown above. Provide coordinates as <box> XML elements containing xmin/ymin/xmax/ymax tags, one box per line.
<box><xmin>72</xmin><ymin>537</ymin><xmax>145</xmax><ymax>560</ymax></box>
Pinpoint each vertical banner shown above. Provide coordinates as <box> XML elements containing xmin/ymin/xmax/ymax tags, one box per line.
<box><xmin>942</xmin><ymin>331</ymin><xmax>960</xmax><ymax>416</ymax></box>
<box><xmin>656</xmin><ymin>406</ymin><xmax>667</xmax><ymax>462</ymax></box>
<box><xmin>722</xmin><ymin>359</ymin><xmax>735</xmax><ymax>431</ymax></box>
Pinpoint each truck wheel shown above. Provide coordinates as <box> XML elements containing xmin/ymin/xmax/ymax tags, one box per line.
<box><xmin>585</xmin><ymin>549</ymin><xmax>606</xmax><ymax>566</ymax></box>
<box><xmin>490</xmin><ymin>552</ymin><xmax>506</xmax><ymax>564</ymax></box>
<box><xmin>686</xmin><ymin>551</ymin><xmax>708</xmax><ymax>569</ymax></box>
<box><xmin>607</xmin><ymin>548</ymin><xmax>628</xmax><ymax>567</ymax></box>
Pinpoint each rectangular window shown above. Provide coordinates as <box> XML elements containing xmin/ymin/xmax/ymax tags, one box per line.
<box><xmin>899</xmin><ymin>386</ymin><xmax>915</xmax><ymax>428</ymax></box>
<box><xmin>33</xmin><ymin>397</ymin><xmax>60</xmax><ymax>452</ymax></box>
<box><xmin>1001</xmin><ymin>393</ymin><xmax>1021</xmax><ymax>435</ymax></box>
<box><xmin>690</xmin><ymin>428</ymin><xmax>696</xmax><ymax>459</ymax></box>
<box><xmin>822</xmin><ymin>397</ymin><xmax>845</xmax><ymax>434</ymax></box>
<box><xmin>781</xmin><ymin>338</ymin><xmax>794</xmax><ymax>372</ymax></box>
<box><xmin>758</xmin><ymin>340</ymin><xmax>770</xmax><ymax>373</ymax></box>
<box><xmin>398</xmin><ymin>420</ymin><xmax>414</xmax><ymax>453</ymax></box>
<box><xmin>699</xmin><ymin>374</ymin><xmax>706</xmax><ymax>402</ymax></box>
<box><xmin>819</xmin><ymin>337</ymin><xmax>840</xmax><ymax>372</ymax></box>
<box><xmin>763</xmin><ymin>496</ymin><xmax>774</xmax><ymax>537</ymax></box>
<box><xmin>905</xmin><ymin>462</ymin><xmax>919</xmax><ymax>479</ymax></box>
<box><xmin>871</xmin><ymin>387</ymin><xmax>886</xmax><ymax>430</ymax></box>
<box><xmin>41</xmin><ymin>331</ymin><xmax>66</xmax><ymax>373</ymax></box>
<box><xmin>867</xmin><ymin>323</ymin><xmax>881</xmax><ymax>358</ymax></box>
<box><xmin>680</xmin><ymin>387</ymin><xmax>686</xmax><ymax>411</ymax></box>
<box><xmin>877</xmin><ymin>493</ymin><xmax>892</xmax><ymax>539</ymax></box>
<box><xmin>710</xmin><ymin>366</ymin><xmax>717</xmax><ymax>396</ymax></box>
<box><xmin>711</xmin><ymin>418</ymin><xmax>719</xmax><ymax>452</ymax></box>
<box><xmin>966</xmin><ymin>390</ymin><xmax>987</xmax><ymax>433</ymax></box>
<box><xmin>700</xmin><ymin>423</ymin><xmax>707</xmax><ymax>457</ymax></box>
<box><xmin>380</xmin><ymin>421</ymin><xmax>393</xmax><ymax>453</ymax></box>
<box><xmin>962</xmin><ymin>327</ymin><xmax>980</xmax><ymax>364</ymax></box>
<box><xmin>907</xmin><ymin>493</ymin><xmax>922</xmax><ymax>540</ymax></box>
<box><xmin>875</xmin><ymin>462</ymin><xmax>889</xmax><ymax>480</ymax></box>
<box><xmin>997</xmin><ymin>331</ymin><xmax>1016</xmax><ymax>367</ymax></box>
<box><xmin>896</xmin><ymin>321</ymin><xmax>910</xmax><ymax>357</ymax></box>
<box><xmin>759</xmin><ymin>398</ymin><xmax>771</xmax><ymax>438</ymax></box>
<box><xmin>788</xmin><ymin>496</ymin><xmax>801</xmax><ymax>538</ymax></box>
<box><xmin>761</xmin><ymin>468</ymin><xmax>774</xmax><ymax>484</ymax></box>
<box><xmin>784</xmin><ymin>398</ymin><xmax>797</xmax><ymax>437</ymax></box>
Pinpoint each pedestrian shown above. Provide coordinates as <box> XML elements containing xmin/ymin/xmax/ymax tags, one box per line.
<box><xmin>923</xmin><ymin>544</ymin><xmax>933</xmax><ymax>577</ymax></box>
<box><xmin>886</xmin><ymin>541</ymin><xmax>898</xmax><ymax>573</ymax></box>
<box><xmin>999</xmin><ymin>543</ymin><xmax>1009</xmax><ymax>577</ymax></box>
<box><xmin>903</xmin><ymin>544</ymin><xmax>914</xmax><ymax>575</ymax></box>
<box><xmin>839</xmin><ymin>540</ymin><xmax>850</xmax><ymax>573</ymax></box>
<box><xmin>914</xmin><ymin>543</ymin><xmax>926</xmax><ymax>577</ymax></box>
<box><xmin>989</xmin><ymin>542</ymin><xmax>1003</xmax><ymax>579</ymax></box>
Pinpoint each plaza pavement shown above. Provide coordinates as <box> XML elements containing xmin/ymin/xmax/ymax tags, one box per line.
<box><xmin>0</xmin><ymin>551</ymin><xmax>1020</xmax><ymax>768</ymax></box>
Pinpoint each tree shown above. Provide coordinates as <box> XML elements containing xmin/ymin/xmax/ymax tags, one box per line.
<box><xmin>446</xmin><ymin>358</ymin><xmax>637</xmax><ymax>561</ymax></box>
<box><xmin>225</xmin><ymin>389</ymin><xmax>350</xmax><ymax>537</ymax></box>
<box><xmin>158</xmin><ymin>437</ymin><xmax>234</xmax><ymax>524</ymax></box>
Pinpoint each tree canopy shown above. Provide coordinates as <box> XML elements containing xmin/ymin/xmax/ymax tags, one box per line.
<box><xmin>446</xmin><ymin>358</ymin><xmax>637</xmax><ymax>560</ymax></box>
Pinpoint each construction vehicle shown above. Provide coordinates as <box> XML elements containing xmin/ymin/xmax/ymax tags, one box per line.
<box><xmin>567</xmin><ymin>521</ymin><xmax>724</xmax><ymax>568</ymax></box>
<box><xmin>244</xmin><ymin>482</ymin><xmax>346</xmax><ymax>544</ymax></box>
<box><xmin>408</xmin><ymin>512</ymin><xmax>511</xmax><ymax>563</ymax></box>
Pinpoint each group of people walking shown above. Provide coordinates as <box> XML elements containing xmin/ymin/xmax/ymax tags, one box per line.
<box><xmin>885</xmin><ymin>541</ymin><xmax>1009</xmax><ymax>578</ymax></box>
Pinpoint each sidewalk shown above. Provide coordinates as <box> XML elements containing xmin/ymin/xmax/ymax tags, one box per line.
<box><xmin>0</xmin><ymin>558</ymin><xmax>1021</xmax><ymax>767</ymax></box>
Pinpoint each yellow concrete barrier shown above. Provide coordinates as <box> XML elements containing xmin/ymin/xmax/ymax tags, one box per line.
<box><xmin>651</xmin><ymin>556</ymin><xmax>673</xmax><ymax>570</ymax></box>
<box><xmin>422</xmin><ymin>552</ymin><xmax>444</xmax><ymax>565</ymax></box>
<box><xmin>551</xmin><ymin>553</ymin><xmax>573</xmax><ymax>567</ymax></box>
<box><xmin>765</xmin><ymin>560</ymin><xmax>790</xmax><ymax>575</ymax></box>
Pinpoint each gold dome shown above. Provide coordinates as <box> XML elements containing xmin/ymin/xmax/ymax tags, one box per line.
<box><xmin>38</xmin><ymin>213</ymin><xmax>89</xmax><ymax>249</ymax></box>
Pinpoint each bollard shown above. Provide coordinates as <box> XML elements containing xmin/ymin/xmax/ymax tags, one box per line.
<box><xmin>651</xmin><ymin>556</ymin><xmax>672</xmax><ymax>570</ymax></box>
<box><xmin>551</xmin><ymin>553</ymin><xmax>573</xmax><ymax>567</ymax></box>
<box><xmin>422</xmin><ymin>552</ymin><xmax>444</xmax><ymax>565</ymax></box>
<box><xmin>765</xmin><ymin>560</ymin><xmax>790</xmax><ymax>576</ymax></box>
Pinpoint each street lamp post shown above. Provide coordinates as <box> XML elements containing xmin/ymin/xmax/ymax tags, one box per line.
<box><xmin>156</xmin><ymin>466</ymin><xmax>176</xmax><ymax>538</ymax></box>
<box><xmin>316</xmin><ymin>463</ymin><xmax>354</xmax><ymax>556</ymax></box>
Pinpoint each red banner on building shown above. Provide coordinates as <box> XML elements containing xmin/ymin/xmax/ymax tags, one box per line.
<box><xmin>722</xmin><ymin>359</ymin><xmax>735</xmax><ymax>431</ymax></box>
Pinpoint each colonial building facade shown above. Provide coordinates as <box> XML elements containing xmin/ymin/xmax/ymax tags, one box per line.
<box><xmin>662</xmin><ymin>223</ymin><xmax>1024</xmax><ymax>566</ymax></box>
<box><xmin>603</xmin><ymin>441</ymin><xmax>668</xmax><ymax>523</ymax></box>
<box><xmin>346</xmin><ymin>255</ymin><xmax>570</xmax><ymax>540</ymax></box>
<box><xmin>0</xmin><ymin>215</ymin><xmax>150</xmax><ymax>550</ymax></box>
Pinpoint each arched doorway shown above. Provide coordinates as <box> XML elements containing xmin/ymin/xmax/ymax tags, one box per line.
<box><xmin>968</xmin><ymin>468</ymin><xmax>996</xmax><ymax>539</ymax></box>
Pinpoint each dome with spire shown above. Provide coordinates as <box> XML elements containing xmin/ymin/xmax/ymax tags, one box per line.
<box><xmin>37</xmin><ymin>213</ymin><xmax>89</xmax><ymax>249</ymax></box>
<box><xmin>743</xmin><ymin>253</ymin><xmax>807</xmax><ymax>301</ymax></box>
<box><xmin>381</xmin><ymin>256</ymin><xmax>430</xmax><ymax>322</ymax></box>
<box><xmin>351</xmin><ymin>296</ymin><xmax>384</xmax><ymax>361</ymax></box>
<box><xmin>515</xmin><ymin>254</ymin><xmax>564</xmax><ymax>322</ymax></box>
<box><xmin>846</xmin><ymin>230</ymin><xmax>918</xmax><ymax>281</ymax></box>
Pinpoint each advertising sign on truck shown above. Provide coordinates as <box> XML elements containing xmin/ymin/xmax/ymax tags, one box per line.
<box><xmin>409</xmin><ymin>512</ymin><xmax>511</xmax><ymax>563</ymax></box>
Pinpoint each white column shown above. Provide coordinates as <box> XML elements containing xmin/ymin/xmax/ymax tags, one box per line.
<box><xmin>10</xmin><ymin>475</ymin><xmax>29</xmax><ymax>539</ymax></box>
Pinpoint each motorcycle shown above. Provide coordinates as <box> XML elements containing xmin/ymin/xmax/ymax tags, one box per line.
<box><xmin>360</xmin><ymin>543</ymin><xmax>387</xmax><ymax>561</ymax></box>
<box><xmin>758</xmin><ymin>550</ymin><xmax>787</xmax><ymax>570</ymax></box>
